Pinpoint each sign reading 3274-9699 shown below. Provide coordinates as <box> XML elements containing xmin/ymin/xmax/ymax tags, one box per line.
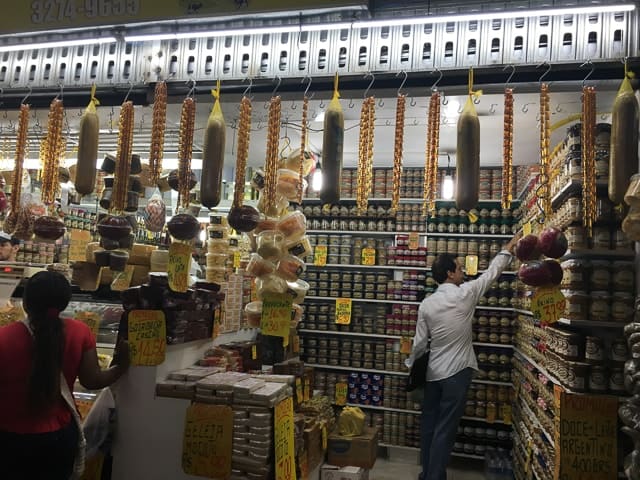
<box><xmin>31</xmin><ymin>0</ymin><xmax>140</xmax><ymax>24</ymax></box>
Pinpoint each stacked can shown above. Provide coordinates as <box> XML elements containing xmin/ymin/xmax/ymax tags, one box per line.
<box><xmin>347</xmin><ymin>372</ymin><xmax>384</xmax><ymax>407</ymax></box>
<box><xmin>206</xmin><ymin>212</ymin><xmax>231</xmax><ymax>283</ymax></box>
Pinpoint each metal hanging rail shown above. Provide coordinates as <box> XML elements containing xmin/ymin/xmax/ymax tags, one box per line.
<box><xmin>0</xmin><ymin>9</ymin><xmax>636</xmax><ymax>93</ymax></box>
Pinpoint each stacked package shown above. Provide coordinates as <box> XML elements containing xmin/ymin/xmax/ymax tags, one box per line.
<box><xmin>206</xmin><ymin>212</ymin><xmax>232</xmax><ymax>283</ymax></box>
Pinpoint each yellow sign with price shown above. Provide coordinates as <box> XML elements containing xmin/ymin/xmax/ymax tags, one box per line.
<box><xmin>182</xmin><ymin>403</ymin><xmax>232</xmax><ymax>479</ymax></box>
<box><xmin>127</xmin><ymin>310</ymin><xmax>166</xmax><ymax>366</ymax></box>
<box><xmin>261</xmin><ymin>293</ymin><xmax>293</xmax><ymax>339</ymax></box>
<box><xmin>531</xmin><ymin>286</ymin><xmax>566</xmax><ymax>324</ymax></box>
<box><xmin>168</xmin><ymin>242</ymin><xmax>192</xmax><ymax>293</ymax></box>
<box><xmin>408</xmin><ymin>232</ymin><xmax>420</xmax><ymax>250</ymax></box>
<box><xmin>361</xmin><ymin>248</ymin><xmax>376</xmax><ymax>266</ymax></box>
<box><xmin>314</xmin><ymin>245</ymin><xmax>327</xmax><ymax>266</ymax></box>
<box><xmin>275</xmin><ymin>397</ymin><xmax>297</xmax><ymax>480</ymax></box>
<box><xmin>335</xmin><ymin>382</ymin><xmax>348</xmax><ymax>406</ymax></box>
<box><xmin>75</xmin><ymin>311</ymin><xmax>100</xmax><ymax>341</ymax></box>
<box><xmin>69</xmin><ymin>229</ymin><xmax>91</xmax><ymax>263</ymax></box>
<box><xmin>335</xmin><ymin>298</ymin><xmax>352</xmax><ymax>325</ymax></box>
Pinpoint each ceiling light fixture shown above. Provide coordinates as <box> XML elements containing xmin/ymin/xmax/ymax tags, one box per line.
<box><xmin>311</xmin><ymin>160</ymin><xmax>323</xmax><ymax>192</ymax></box>
<box><xmin>0</xmin><ymin>36</ymin><xmax>117</xmax><ymax>53</ymax></box>
<box><xmin>441</xmin><ymin>154</ymin><xmax>454</xmax><ymax>201</ymax></box>
<box><xmin>124</xmin><ymin>4</ymin><xmax>634</xmax><ymax>43</ymax></box>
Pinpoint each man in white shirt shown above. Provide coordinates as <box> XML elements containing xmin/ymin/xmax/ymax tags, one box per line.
<box><xmin>408</xmin><ymin>234</ymin><xmax>519</xmax><ymax>480</ymax></box>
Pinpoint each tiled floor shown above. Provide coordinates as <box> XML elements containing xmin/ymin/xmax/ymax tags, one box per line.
<box><xmin>371</xmin><ymin>457</ymin><xmax>485</xmax><ymax>480</ymax></box>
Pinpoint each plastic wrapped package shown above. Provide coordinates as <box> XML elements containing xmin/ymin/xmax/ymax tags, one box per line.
<box><xmin>256</xmin><ymin>230</ymin><xmax>284</xmax><ymax>262</ymax></box>
<box><xmin>246</xmin><ymin>253</ymin><xmax>276</xmax><ymax>277</ymax></box>
<box><xmin>255</xmin><ymin>275</ymin><xmax>287</xmax><ymax>299</ymax></box>
<box><xmin>276</xmin><ymin>210</ymin><xmax>306</xmax><ymax>241</ymax></box>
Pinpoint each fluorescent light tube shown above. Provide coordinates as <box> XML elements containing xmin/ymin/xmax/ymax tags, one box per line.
<box><xmin>124</xmin><ymin>4</ymin><xmax>634</xmax><ymax>43</ymax></box>
<box><xmin>0</xmin><ymin>36</ymin><xmax>117</xmax><ymax>53</ymax></box>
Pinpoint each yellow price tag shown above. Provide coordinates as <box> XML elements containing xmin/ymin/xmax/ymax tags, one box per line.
<box><xmin>275</xmin><ymin>397</ymin><xmax>297</xmax><ymax>480</ymax></box>
<box><xmin>502</xmin><ymin>404</ymin><xmax>512</xmax><ymax>425</ymax></box>
<box><xmin>335</xmin><ymin>382</ymin><xmax>347</xmax><ymax>406</ymax></box>
<box><xmin>251</xmin><ymin>344</ymin><xmax>257</xmax><ymax>360</ymax></box>
<box><xmin>408</xmin><ymin>232</ymin><xmax>420</xmax><ymax>250</ymax></box>
<box><xmin>69</xmin><ymin>229</ymin><xmax>92</xmax><ymax>263</ymax></box>
<box><xmin>400</xmin><ymin>337</ymin><xmax>412</xmax><ymax>355</ymax></box>
<box><xmin>523</xmin><ymin>222</ymin><xmax>532</xmax><ymax>236</ymax></box>
<box><xmin>261</xmin><ymin>293</ymin><xmax>293</xmax><ymax>338</ymax></box>
<box><xmin>296</xmin><ymin>378</ymin><xmax>303</xmax><ymax>404</ymax></box>
<box><xmin>335</xmin><ymin>298</ymin><xmax>352</xmax><ymax>325</ymax></box>
<box><xmin>292</xmin><ymin>335</ymin><xmax>300</xmax><ymax>353</ymax></box>
<box><xmin>314</xmin><ymin>245</ymin><xmax>327</xmax><ymax>266</ymax></box>
<box><xmin>303</xmin><ymin>379</ymin><xmax>310</xmax><ymax>401</ymax></box>
<box><xmin>75</xmin><ymin>311</ymin><xmax>100</xmax><ymax>341</ymax></box>
<box><xmin>361</xmin><ymin>247</ymin><xmax>376</xmax><ymax>265</ymax></box>
<box><xmin>465</xmin><ymin>255</ymin><xmax>479</xmax><ymax>276</ymax></box>
<box><xmin>182</xmin><ymin>404</ymin><xmax>233</xmax><ymax>478</ymax></box>
<box><xmin>468</xmin><ymin>211</ymin><xmax>478</xmax><ymax>224</ymax></box>
<box><xmin>531</xmin><ymin>286</ymin><xmax>566</xmax><ymax>325</ymax></box>
<box><xmin>111</xmin><ymin>264</ymin><xmax>135</xmax><ymax>292</ymax></box>
<box><xmin>168</xmin><ymin>242</ymin><xmax>192</xmax><ymax>293</ymax></box>
<box><xmin>321</xmin><ymin>425</ymin><xmax>328</xmax><ymax>451</ymax></box>
<box><xmin>127</xmin><ymin>310</ymin><xmax>166</xmax><ymax>366</ymax></box>
<box><xmin>233</xmin><ymin>251</ymin><xmax>241</xmax><ymax>268</ymax></box>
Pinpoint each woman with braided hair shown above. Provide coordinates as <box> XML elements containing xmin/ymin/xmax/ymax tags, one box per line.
<box><xmin>0</xmin><ymin>271</ymin><xmax>129</xmax><ymax>479</ymax></box>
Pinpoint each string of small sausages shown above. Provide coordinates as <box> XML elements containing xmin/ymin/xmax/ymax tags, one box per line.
<box><xmin>111</xmin><ymin>101</ymin><xmax>134</xmax><ymax>212</ymax></box>
<box><xmin>536</xmin><ymin>83</ymin><xmax>551</xmax><ymax>221</ymax></box>
<box><xmin>177</xmin><ymin>97</ymin><xmax>196</xmax><ymax>209</ymax></box>
<box><xmin>582</xmin><ymin>86</ymin><xmax>597</xmax><ymax>237</ymax></box>
<box><xmin>149</xmin><ymin>81</ymin><xmax>167</xmax><ymax>185</ymax></box>
<box><xmin>390</xmin><ymin>94</ymin><xmax>406</xmax><ymax>215</ymax></box>
<box><xmin>233</xmin><ymin>96</ymin><xmax>252</xmax><ymax>208</ymax></box>
<box><xmin>41</xmin><ymin>99</ymin><xmax>65</xmax><ymax>206</ymax></box>
<box><xmin>502</xmin><ymin>88</ymin><xmax>514</xmax><ymax>209</ymax></box>
<box><xmin>357</xmin><ymin>96</ymin><xmax>375</xmax><ymax>215</ymax></box>
<box><xmin>298</xmin><ymin>95</ymin><xmax>309</xmax><ymax>203</ymax></box>
<box><xmin>11</xmin><ymin>104</ymin><xmax>29</xmax><ymax>214</ymax></box>
<box><xmin>263</xmin><ymin>96</ymin><xmax>282</xmax><ymax>212</ymax></box>
<box><xmin>423</xmin><ymin>91</ymin><xmax>441</xmax><ymax>216</ymax></box>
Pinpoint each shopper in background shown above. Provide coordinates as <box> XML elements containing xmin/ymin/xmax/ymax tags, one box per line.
<box><xmin>0</xmin><ymin>271</ymin><xmax>130</xmax><ymax>479</ymax></box>
<box><xmin>0</xmin><ymin>231</ymin><xmax>20</xmax><ymax>261</ymax></box>
<box><xmin>408</xmin><ymin>233</ymin><xmax>520</xmax><ymax>480</ymax></box>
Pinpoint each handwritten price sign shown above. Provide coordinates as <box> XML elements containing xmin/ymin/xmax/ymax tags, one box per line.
<box><xmin>275</xmin><ymin>397</ymin><xmax>297</xmax><ymax>480</ymax></box>
<box><xmin>182</xmin><ymin>403</ymin><xmax>232</xmax><ymax>479</ymax></box>
<box><xmin>314</xmin><ymin>245</ymin><xmax>327</xmax><ymax>266</ymax></box>
<box><xmin>408</xmin><ymin>232</ymin><xmax>420</xmax><ymax>250</ymax></box>
<box><xmin>335</xmin><ymin>298</ymin><xmax>352</xmax><ymax>325</ymax></box>
<box><xmin>127</xmin><ymin>310</ymin><xmax>166</xmax><ymax>366</ymax></box>
<box><xmin>400</xmin><ymin>337</ymin><xmax>413</xmax><ymax>354</ymax></box>
<box><xmin>335</xmin><ymin>382</ymin><xmax>348</xmax><ymax>406</ymax></box>
<box><xmin>261</xmin><ymin>293</ymin><xmax>293</xmax><ymax>338</ymax></box>
<box><xmin>75</xmin><ymin>311</ymin><xmax>100</xmax><ymax>341</ymax></box>
<box><xmin>69</xmin><ymin>229</ymin><xmax>91</xmax><ymax>262</ymax></box>
<box><xmin>362</xmin><ymin>248</ymin><xmax>376</xmax><ymax>266</ymax></box>
<box><xmin>532</xmin><ymin>287</ymin><xmax>566</xmax><ymax>325</ymax></box>
<box><xmin>465</xmin><ymin>255</ymin><xmax>479</xmax><ymax>276</ymax></box>
<box><xmin>168</xmin><ymin>241</ymin><xmax>192</xmax><ymax>293</ymax></box>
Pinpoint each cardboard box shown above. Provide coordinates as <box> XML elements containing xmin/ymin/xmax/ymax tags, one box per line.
<box><xmin>321</xmin><ymin>464</ymin><xmax>369</xmax><ymax>480</ymax></box>
<box><xmin>327</xmin><ymin>426</ymin><xmax>378</xmax><ymax>470</ymax></box>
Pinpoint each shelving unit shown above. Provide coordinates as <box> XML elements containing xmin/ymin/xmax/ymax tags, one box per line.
<box><xmin>426</xmin><ymin>232</ymin><xmax>513</xmax><ymax>240</ymax></box>
<box><xmin>307</xmin><ymin>230</ymin><xmax>423</xmax><ymax>236</ymax></box>
<box><xmin>305</xmin><ymin>363</ymin><xmax>408</xmax><ymax>377</ymax></box>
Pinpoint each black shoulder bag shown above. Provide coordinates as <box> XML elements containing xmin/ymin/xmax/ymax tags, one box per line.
<box><xmin>405</xmin><ymin>349</ymin><xmax>430</xmax><ymax>392</ymax></box>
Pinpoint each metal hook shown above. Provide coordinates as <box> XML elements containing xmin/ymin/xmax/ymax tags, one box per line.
<box><xmin>242</xmin><ymin>76</ymin><xmax>253</xmax><ymax>97</ymax></box>
<box><xmin>319</xmin><ymin>99</ymin><xmax>326</xmax><ymax>109</ymax></box>
<box><xmin>580</xmin><ymin>59</ymin><xmax>595</xmax><ymax>87</ymax></box>
<box><xmin>2</xmin><ymin>111</ymin><xmax>7</xmax><ymax>119</ymax></box>
<box><xmin>378</xmin><ymin>98</ymin><xmax>384</xmax><ymax>108</ymax></box>
<box><xmin>409</xmin><ymin>97</ymin><xmax>416</xmax><ymax>107</ymax></box>
<box><xmin>123</xmin><ymin>81</ymin><xmax>135</xmax><ymax>103</ymax></box>
<box><xmin>77</xmin><ymin>108</ymin><xmax>83</xmax><ymax>117</ymax></box>
<box><xmin>54</xmin><ymin>82</ymin><xmax>64</xmax><ymax>101</ymax></box>
<box><xmin>363</xmin><ymin>72</ymin><xmax>375</xmax><ymax>98</ymax></box>
<box><xmin>473</xmin><ymin>97</ymin><xmax>480</xmax><ymax>105</ymax></box>
<box><xmin>489</xmin><ymin>103</ymin><xmax>498</xmax><ymax>114</ymax></box>
<box><xmin>413</xmin><ymin>118</ymin><xmax>418</xmax><ymax>126</ymax></box>
<box><xmin>536</xmin><ymin>61</ymin><xmax>552</xmax><ymax>84</ymax></box>
<box><xmin>301</xmin><ymin>75</ymin><xmax>314</xmax><ymax>99</ymax></box>
<box><xmin>186</xmin><ymin>77</ymin><xmax>196</xmax><ymax>98</ymax></box>
<box><xmin>385</xmin><ymin>120</ymin><xmax>391</xmax><ymax>126</ymax></box>
<box><xmin>348</xmin><ymin>98</ymin><xmax>355</xmax><ymax>109</ymax></box>
<box><xmin>441</xmin><ymin>91</ymin><xmax>448</xmax><ymax>105</ymax></box>
<box><xmin>21</xmin><ymin>86</ymin><xmax>32</xmax><ymax>105</ymax></box>
<box><xmin>503</xmin><ymin>64</ymin><xmax>516</xmax><ymax>90</ymax></box>
<box><xmin>521</xmin><ymin>102</ymin><xmax>534</xmax><ymax>114</ymax></box>
<box><xmin>430</xmin><ymin>68</ymin><xmax>443</xmax><ymax>92</ymax></box>
<box><xmin>396</xmin><ymin>70</ymin><xmax>408</xmax><ymax>96</ymax></box>
<box><xmin>290</xmin><ymin>99</ymin><xmax>297</xmax><ymax>110</ymax></box>
<box><xmin>457</xmin><ymin>104</ymin><xmax>464</xmax><ymax>114</ymax></box>
<box><xmin>271</xmin><ymin>75</ymin><xmax>282</xmax><ymax>97</ymax></box>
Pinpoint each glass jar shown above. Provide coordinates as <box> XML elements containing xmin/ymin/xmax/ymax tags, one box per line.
<box><xmin>436</xmin><ymin>239</ymin><xmax>447</xmax><ymax>254</ymax></box>
<box><xmin>563</xmin><ymin>290</ymin><xmax>589</xmax><ymax>320</ymax></box>
<box><xmin>589</xmin><ymin>260</ymin><xmax>611</xmax><ymax>291</ymax></box>
<box><xmin>611</xmin><ymin>338</ymin><xmax>629</xmax><ymax>363</ymax></box>
<box><xmin>585</xmin><ymin>336</ymin><xmax>605</xmax><ymax>364</ymax></box>
<box><xmin>589</xmin><ymin>292</ymin><xmax>610</xmax><ymax>322</ymax></box>
<box><xmin>612</xmin><ymin>261</ymin><xmax>635</xmax><ymax>292</ymax></box>
<box><xmin>467</xmin><ymin>240</ymin><xmax>479</xmax><ymax>255</ymax></box>
<box><xmin>611</xmin><ymin>293</ymin><xmax>634</xmax><ymax>323</ymax></box>
<box><xmin>567</xmin><ymin>197</ymin><xmax>582</xmax><ymax>223</ymax></box>
<box><xmin>478</xmin><ymin>241</ymin><xmax>490</xmax><ymax>256</ymax></box>
<box><xmin>592</xmin><ymin>227</ymin><xmax>611</xmax><ymax>250</ymax></box>
<box><xmin>561</xmin><ymin>260</ymin><xmax>587</xmax><ymax>290</ymax></box>
<box><xmin>468</xmin><ymin>223</ymin><xmax>479</xmax><ymax>234</ymax></box>
<box><xmin>613</xmin><ymin>229</ymin><xmax>633</xmax><ymax>251</ymax></box>
<box><xmin>565</xmin><ymin>226</ymin><xmax>587</xmax><ymax>250</ymax></box>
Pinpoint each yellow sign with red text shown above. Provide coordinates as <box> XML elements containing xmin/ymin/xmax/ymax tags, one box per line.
<box><xmin>532</xmin><ymin>287</ymin><xmax>566</xmax><ymax>324</ymax></box>
<box><xmin>75</xmin><ymin>311</ymin><xmax>100</xmax><ymax>341</ymax></box>
<box><xmin>127</xmin><ymin>310</ymin><xmax>166</xmax><ymax>366</ymax></box>
<box><xmin>335</xmin><ymin>298</ymin><xmax>352</xmax><ymax>325</ymax></box>
<box><xmin>275</xmin><ymin>397</ymin><xmax>297</xmax><ymax>480</ymax></box>
<box><xmin>361</xmin><ymin>248</ymin><xmax>376</xmax><ymax>266</ymax></box>
<box><xmin>182</xmin><ymin>403</ymin><xmax>232</xmax><ymax>478</ymax></box>
<box><xmin>314</xmin><ymin>245</ymin><xmax>327</xmax><ymax>266</ymax></box>
<box><xmin>168</xmin><ymin>242</ymin><xmax>192</xmax><ymax>293</ymax></box>
<box><xmin>261</xmin><ymin>293</ymin><xmax>293</xmax><ymax>339</ymax></box>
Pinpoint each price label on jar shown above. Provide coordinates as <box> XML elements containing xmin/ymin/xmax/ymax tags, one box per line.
<box><xmin>532</xmin><ymin>287</ymin><xmax>566</xmax><ymax>325</ymax></box>
<box><xmin>314</xmin><ymin>245</ymin><xmax>327</xmax><ymax>266</ymax></box>
<box><xmin>362</xmin><ymin>248</ymin><xmax>376</xmax><ymax>265</ymax></box>
<box><xmin>335</xmin><ymin>382</ymin><xmax>348</xmax><ymax>406</ymax></box>
<box><xmin>465</xmin><ymin>255</ymin><xmax>479</xmax><ymax>276</ymax></box>
<box><xmin>335</xmin><ymin>298</ymin><xmax>352</xmax><ymax>325</ymax></box>
<box><xmin>127</xmin><ymin>310</ymin><xmax>166</xmax><ymax>366</ymax></box>
<box><xmin>523</xmin><ymin>222</ymin><xmax>532</xmax><ymax>236</ymax></box>
<box><xmin>408</xmin><ymin>232</ymin><xmax>420</xmax><ymax>250</ymax></box>
<box><xmin>233</xmin><ymin>251</ymin><xmax>241</xmax><ymax>268</ymax></box>
<box><xmin>400</xmin><ymin>337</ymin><xmax>413</xmax><ymax>354</ymax></box>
